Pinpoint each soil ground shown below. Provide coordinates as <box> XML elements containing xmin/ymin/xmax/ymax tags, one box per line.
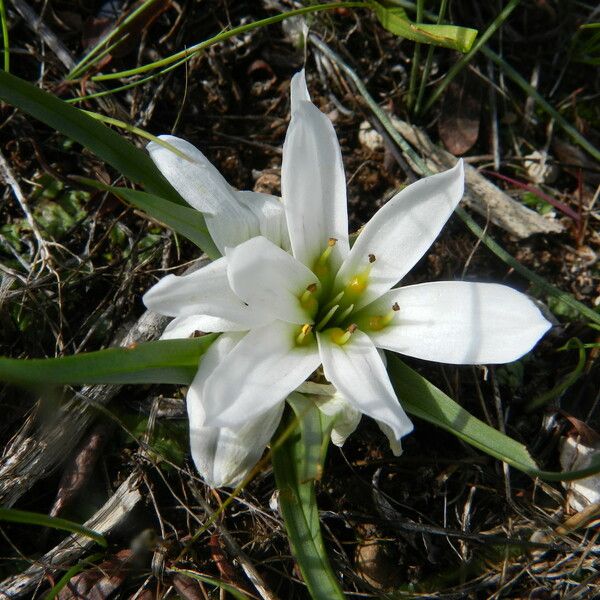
<box><xmin>0</xmin><ymin>1</ymin><xmax>599</xmax><ymax>598</ymax></box>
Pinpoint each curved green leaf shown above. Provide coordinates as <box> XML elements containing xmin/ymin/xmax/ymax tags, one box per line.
<box><xmin>370</xmin><ymin>1</ymin><xmax>477</xmax><ymax>52</ymax></box>
<box><xmin>388</xmin><ymin>356</ymin><xmax>600</xmax><ymax>482</ymax></box>
<box><xmin>0</xmin><ymin>70</ymin><xmax>182</xmax><ymax>203</ymax></box>
<box><xmin>0</xmin><ymin>335</ymin><xmax>216</xmax><ymax>386</ymax></box>
<box><xmin>272</xmin><ymin>399</ymin><xmax>344</xmax><ymax>600</ymax></box>
<box><xmin>0</xmin><ymin>508</ymin><xmax>107</xmax><ymax>547</ymax></box>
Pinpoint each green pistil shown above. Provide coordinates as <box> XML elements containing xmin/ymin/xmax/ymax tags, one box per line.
<box><xmin>336</xmin><ymin>303</ymin><xmax>355</xmax><ymax>324</ymax></box>
<box><xmin>316</xmin><ymin>304</ymin><xmax>339</xmax><ymax>331</ymax></box>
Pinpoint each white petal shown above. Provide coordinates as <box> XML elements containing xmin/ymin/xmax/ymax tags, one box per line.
<box><xmin>143</xmin><ymin>257</ymin><xmax>270</xmax><ymax>328</ymax></box>
<box><xmin>335</xmin><ymin>160</ymin><xmax>465</xmax><ymax>310</ymax></box>
<box><xmin>377</xmin><ymin>421</ymin><xmax>403</xmax><ymax>456</ymax></box>
<box><xmin>314</xmin><ymin>391</ymin><xmax>362</xmax><ymax>448</ymax></box>
<box><xmin>291</xmin><ymin>68</ymin><xmax>311</xmax><ymax>106</ymax></box>
<box><xmin>281</xmin><ymin>72</ymin><xmax>349</xmax><ymax>269</ymax></box>
<box><xmin>189</xmin><ymin>404</ymin><xmax>283</xmax><ymax>488</ymax></box>
<box><xmin>227</xmin><ymin>236</ymin><xmax>319</xmax><ymax>325</ymax></box>
<box><xmin>147</xmin><ymin>136</ymin><xmax>260</xmax><ymax>252</ymax></box>
<box><xmin>317</xmin><ymin>329</ymin><xmax>413</xmax><ymax>443</ymax></box>
<box><xmin>185</xmin><ymin>332</ymin><xmax>282</xmax><ymax>488</ymax></box>
<box><xmin>187</xmin><ymin>332</ymin><xmax>245</xmax><ymax>430</ymax></box>
<box><xmin>160</xmin><ymin>315</ymin><xmax>248</xmax><ymax>339</ymax></box>
<box><xmin>366</xmin><ymin>281</ymin><xmax>552</xmax><ymax>364</ymax></box>
<box><xmin>235</xmin><ymin>191</ymin><xmax>291</xmax><ymax>251</ymax></box>
<box><xmin>199</xmin><ymin>320</ymin><xmax>321</xmax><ymax>428</ymax></box>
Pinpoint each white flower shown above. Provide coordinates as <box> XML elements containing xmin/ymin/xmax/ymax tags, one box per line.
<box><xmin>143</xmin><ymin>71</ymin><xmax>551</xmax><ymax>487</ymax></box>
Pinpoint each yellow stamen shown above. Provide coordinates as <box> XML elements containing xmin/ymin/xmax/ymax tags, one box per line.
<box><xmin>319</xmin><ymin>238</ymin><xmax>338</xmax><ymax>265</ymax></box>
<box><xmin>299</xmin><ymin>283</ymin><xmax>319</xmax><ymax>317</ymax></box>
<box><xmin>344</xmin><ymin>264</ymin><xmax>372</xmax><ymax>301</ymax></box>
<box><xmin>295</xmin><ymin>324</ymin><xmax>314</xmax><ymax>346</ymax></box>
<box><xmin>330</xmin><ymin>324</ymin><xmax>357</xmax><ymax>346</ymax></box>
<box><xmin>367</xmin><ymin>303</ymin><xmax>400</xmax><ymax>331</ymax></box>
<box><xmin>313</xmin><ymin>238</ymin><xmax>337</xmax><ymax>279</ymax></box>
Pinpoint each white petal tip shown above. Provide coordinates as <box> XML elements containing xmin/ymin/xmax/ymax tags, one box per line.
<box><xmin>291</xmin><ymin>69</ymin><xmax>311</xmax><ymax>109</ymax></box>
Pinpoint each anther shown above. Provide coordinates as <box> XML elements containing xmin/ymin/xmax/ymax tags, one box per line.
<box><xmin>318</xmin><ymin>238</ymin><xmax>338</xmax><ymax>266</ymax></box>
<box><xmin>368</xmin><ymin>253</ymin><xmax>376</xmax><ymax>263</ymax></box>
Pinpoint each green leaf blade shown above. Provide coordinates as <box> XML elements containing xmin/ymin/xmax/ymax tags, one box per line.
<box><xmin>0</xmin><ymin>336</ymin><xmax>217</xmax><ymax>386</ymax></box>
<box><xmin>388</xmin><ymin>356</ymin><xmax>540</xmax><ymax>473</ymax></box>
<box><xmin>272</xmin><ymin>402</ymin><xmax>344</xmax><ymax>600</ymax></box>
<box><xmin>77</xmin><ymin>178</ymin><xmax>219</xmax><ymax>258</ymax></box>
<box><xmin>388</xmin><ymin>356</ymin><xmax>600</xmax><ymax>482</ymax></box>
<box><xmin>0</xmin><ymin>508</ymin><xmax>107</xmax><ymax>547</ymax></box>
<box><xmin>0</xmin><ymin>70</ymin><xmax>181</xmax><ymax>203</ymax></box>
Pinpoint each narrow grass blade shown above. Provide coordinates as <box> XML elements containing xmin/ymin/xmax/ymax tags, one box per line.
<box><xmin>422</xmin><ymin>0</ymin><xmax>520</xmax><ymax>114</ymax></box>
<box><xmin>170</xmin><ymin>568</ymin><xmax>251</xmax><ymax>600</ymax></box>
<box><xmin>89</xmin><ymin>2</ymin><xmax>370</xmax><ymax>82</ymax></box>
<box><xmin>77</xmin><ymin>177</ymin><xmax>219</xmax><ymax>258</ymax></box>
<box><xmin>414</xmin><ymin>0</ymin><xmax>448</xmax><ymax>114</ymax></box>
<box><xmin>388</xmin><ymin>356</ymin><xmax>600</xmax><ymax>482</ymax></box>
<box><xmin>81</xmin><ymin>110</ymin><xmax>187</xmax><ymax>150</ymax></box>
<box><xmin>528</xmin><ymin>338</ymin><xmax>586</xmax><ymax>411</ymax></box>
<box><xmin>44</xmin><ymin>554</ymin><xmax>104</xmax><ymax>600</ymax></box>
<box><xmin>68</xmin><ymin>0</ymin><xmax>163</xmax><ymax>79</ymax></box>
<box><xmin>0</xmin><ymin>335</ymin><xmax>216</xmax><ymax>386</ymax></box>
<box><xmin>482</xmin><ymin>46</ymin><xmax>600</xmax><ymax>163</ymax></box>
<box><xmin>453</xmin><ymin>205</ymin><xmax>600</xmax><ymax>326</ymax></box>
<box><xmin>0</xmin><ymin>70</ymin><xmax>181</xmax><ymax>203</ymax></box>
<box><xmin>0</xmin><ymin>508</ymin><xmax>107</xmax><ymax>547</ymax></box>
<box><xmin>272</xmin><ymin>401</ymin><xmax>344</xmax><ymax>600</ymax></box>
<box><xmin>0</xmin><ymin>0</ymin><xmax>8</xmax><ymax>71</ymax></box>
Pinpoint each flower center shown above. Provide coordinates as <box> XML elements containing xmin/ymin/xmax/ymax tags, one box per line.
<box><xmin>294</xmin><ymin>243</ymin><xmax>399</xmax><ymax>347</ymax></box>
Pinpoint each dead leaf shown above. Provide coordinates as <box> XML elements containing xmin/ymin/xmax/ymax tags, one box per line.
<box><xmin>58</xmin><ymin>550</ymin><xmax>132</xmax><ymax>600</ymax></box>
<box><xmin>49</xmin><ymin>421</ymin><xmax>112</xmax><ymax>518</ymax></box>
<box><xmin>562</xmin><ymin>414</ymin><xmax>600</xmax><ymax>447</ymax></box>
<box><xmin>552</xmin><ymin>138</ymin><xmax>600</xmax><ymax>186</ymax></box>
<box><xmin>560</xmin><ymin>431</ymin><xmax>600</xmax><ymax>513</ymax></box>
<box><xmin>354</xmin><ymin>523</ymin><xmax>401</xmax><ymax>590</ymax></box>
<box><xmin>438</xmin><ymin>70</ymin><xmax>482</xmax><ymax>156</ymax></box>
<box><xmin>172</xmin><ymin>573</ymin><xmax>204</xmax><ymax>600</ymax></box>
